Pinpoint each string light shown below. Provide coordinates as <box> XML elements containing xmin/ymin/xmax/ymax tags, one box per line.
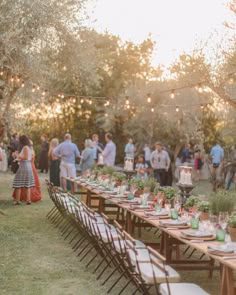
<box><xmin>0</xmin><ymin>70</ymin><xmax>3</xmax><ymax>76</ymax></box>
<box><xmin>127</xmin><ymin>104</ymin><xmax>130</xmax><ymax>109</ymax></box>
<box><xmin>42</xmin><ymin>90</ymin><xmax>46</xmax><ymax>96</ymax></box>
<box><xmin>151</xmin><ymin>107</ymin><xmax>154</xmax><ymax>112</ymax></box>
<box><xmin>81</xmin><ymin>98</ymin><xmax>84</xmax><ymax>103</ymax></box>
<box><xmin>176</xmin><ymin>106</ymin><xmax>179</xmax><ymax>112</ymax></box>
<box><xmin>89</xmin><ymin>98</ymin><xmax>92</xmax><ymax>105</ymax></box>
<box><xmin>11</xmin><ymin>76</ymin><xmax>14</xmax><ymax>82</ymax></box>
<box><xmin>21</xmin><ymin>81</ymin><xmax>25</xmax><ymax>88</ymax></box>
<box><xmin>32</xmin><ymin>86</ymin><xmax>36</xmax><ymax>93</ymax></box>
<box><xmin>198</xmin><ymin>83</ymin><xmax>203</xmax><ymax>93</ymax></box>
<box><xmin>170</xmin><ymin>89</ymin><xmax>175</xmax><ymax>99</ymax></box>
<box><xmin>61</xmin><ymin>94</ymin><xmax>64</xmax><ymax>99</ymax></box>
<box><xmin>229</xmin><ymin>78</ymin><xmax>234</xmax><ymax>84</ymax></box>
<box><xmin>16</xmin><ymin>76</ymin><xmax>20</xmax><ymax>82</ymax></box>
<box><xmin>147</xmin><ymin>94</ymin><xmax>151</xmax><ymax>103</ymax></box>
<box><xmin>125</xmin><ymin>96</ymin><xmax>129</xmax><ymax>105</ymax></box>
<box><xmin>37</xmin><ymin>85</ymin><xmax>40</xmax><ymax>90</ymax></box>
<box><xmin>200</xmin><ymin>104</ymin><xmax>204</xmax><ymax>110</ymax></box>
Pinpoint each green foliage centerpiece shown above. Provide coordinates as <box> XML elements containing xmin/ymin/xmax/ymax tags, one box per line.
<box><xmin>209</xmin><ymin>190</ymin><xmax>236</xmax><ymax>216</ymax></box>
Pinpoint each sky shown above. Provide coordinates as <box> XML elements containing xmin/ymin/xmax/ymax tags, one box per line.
<box><xmin>85</xmin><ymin>0</ymin><xmax>234</xmax><ymax>67</ymax></box>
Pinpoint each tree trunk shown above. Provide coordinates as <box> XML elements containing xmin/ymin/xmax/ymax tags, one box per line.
<box><xmin>0</xmin><ymin>86</ymin><xmax>19</xmax><ymax>142</ymax></box>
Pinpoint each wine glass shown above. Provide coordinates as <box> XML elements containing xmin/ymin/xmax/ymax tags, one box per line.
<box><xmin>219</xmin><ymin>212</ymin><xmax>229</xmax><ymax>230</ymax></box>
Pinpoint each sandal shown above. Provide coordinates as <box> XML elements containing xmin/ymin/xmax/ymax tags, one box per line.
<box><xmin>26</xmin><ymin>201</ymin><xmax>31</xmax><ymax>205</ymax></box>
<box><xmin>13</xmin><ymin>201</ymin><xmax>20</xmax><ymax>205</ymax></box>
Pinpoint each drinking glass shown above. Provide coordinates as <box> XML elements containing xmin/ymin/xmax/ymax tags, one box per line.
<box><xmin>155</xmin><ymin>201</ymin><xmax>162</xmax><ymax>212</ymax></box>
<box><xmin>190</xmin><ymin>217</ymin><xmax>199</xmax><ymax>229</ymax></box>
<box><xmin>171</xmin><ymin>209</ymin><xmax>178</xmax><ymax>220</ymax></box>
<box><xmin>216</xmin><ymin>228</ymin><xmax>226</xmax><ymax>242</ymax></box>
<box><xmin>141</xmin><ymin>195</ymin><xmax>148</xmax><ymax>206</ymax></box>
<box><xmin>219</xmin><ymin>212</ymin><xmax>229</xmax><ymax>230</ymax></box>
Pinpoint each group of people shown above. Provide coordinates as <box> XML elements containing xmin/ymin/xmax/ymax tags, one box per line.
<box><xmin>1</xmin><ymin>130</ymin><xmax>235</xmax><ymax>205</ymax></box>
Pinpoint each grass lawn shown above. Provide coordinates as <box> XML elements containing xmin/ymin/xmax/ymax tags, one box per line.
<box><xmin>0</xmin><ymin>171</ymin><xmax>222</xmax><ymax>294</ymax></box>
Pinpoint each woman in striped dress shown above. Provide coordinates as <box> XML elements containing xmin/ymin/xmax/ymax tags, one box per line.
<box><xmin>12</xmin><ymin>135</ymin><xmax>35</xmax><ymax>205</ymax></box>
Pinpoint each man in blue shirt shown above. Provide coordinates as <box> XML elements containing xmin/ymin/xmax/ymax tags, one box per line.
<box><xmin>53</xmin><ymin>133</ymin><xmax>80</xmax><ymax>193</ymax></box>
<box><xmin>210</xmin><ymin>141</ymin><xmax>224</xmax><ymax>191</ymax></box>
<box><xmin>102</xmin><ymin>133</ymin><xmax>116</xmax><ymax>166</ymax></box>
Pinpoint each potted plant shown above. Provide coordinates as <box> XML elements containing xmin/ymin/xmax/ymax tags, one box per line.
<box><xmin>228</xmin><ymin>213</ymin><xmax>236</xmax><ymax>242</ymax></box>
<box><xmin>209</xmin><ymin>190</ymin><xmax>236</xmax><ymax>216</ymax></box>
<box><xmin>112</xmin><ymin>172</ymin><xmax>126</xmax><ymax>186</ymax></box>
<box><xmin>143</xmin><ymin>177</ymin><xmax>157</xmax><ymax>194</ymax></box>
<box><xmin>184</xmin><ymin>196</ymin><xmax>201</xmax><ymax>212</ymax></box>
<box><xmin>196</xmin><ymin>201</ymin><xmax>210</xmax><ymax>220</ymax></box>
<box><xmin>129</xmin><ymin>177</ymin><xmax>144</xmax><ymax>197</ymax></box>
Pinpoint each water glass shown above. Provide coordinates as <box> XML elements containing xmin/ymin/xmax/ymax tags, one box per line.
<box><xmin>171</xmin><ymin>209</ymin><xmax>178</xmax><ymax>220</ymax></box>
<box><xmin>155</xmin><ymin>202</ymin><xmax>162</xmax><ymax>212</ymax></box>
<box><xmin>219</xmin><ymin>212</ymin><xmax>229</xmax><ymax>230</ymax></box>
<box><xmin>128</xmin><ymin>192</ymin><xmax>134</xmax><ymax>201</ymax></box>
<box><xmin>216</xmin><ymin>228</ymin><xmax>226</xmax><ymax>242</ymax></box>
<box><xmin>141</xmin><ymin>195</ymin><xmax>148</xmax><ymax>206</ymax></box>
<box><xmin>190</xmin><ymin>217</ymin><xmax>199</xmax><ymax>229</ymax></box>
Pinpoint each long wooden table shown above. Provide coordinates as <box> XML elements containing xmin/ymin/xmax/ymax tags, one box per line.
<box><xmin>65</xmin><ymin>177</ymin><xmax>236</xmax><ymax>295</ymax></box>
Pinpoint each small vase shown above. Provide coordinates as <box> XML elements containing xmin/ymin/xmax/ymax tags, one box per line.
<box><xmin>200</xmin><ymin>212</ymin><xmax>209</xmax><ymax>221</ymax></box>
<box><xmin>228</xmin><ymin>227</ymin><xmax>236</xmax><ymax>242</ymax></box>
<box><xmin>135</xmin><ymin>189</ymin><xmax>143</xmax><ymax>197</ymax></box>
<box><xmin>143</xmin><ymin>187</ymin><xmax>151</xmax><ymax>194</ymax></box>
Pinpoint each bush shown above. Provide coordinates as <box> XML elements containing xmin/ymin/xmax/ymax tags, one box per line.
<box><xmin>209</xmin><ymin>190</ymin><xmax>236</xmax><ymax>216</ymax></box>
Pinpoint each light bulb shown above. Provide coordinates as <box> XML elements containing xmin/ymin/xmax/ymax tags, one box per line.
<box><xmin>32</xmin><ymin>86</ymin><xmax>36</xmax><ymax>92</ymax></box>
<box><xmin>200</xmin><ymin>104</ymin><xmax>204</xmax><ymax>109</ymax></box>
<box><xmin>176</xmin><ymin>106</ymin><xmax>179</xmax><ymax>112</ymax></box>
<box><xmin>147</xmin><ymin>94</ymin><xmax>151</xmax><ymax>103</ymax></box>
<box><xmin>11</xmin><ymin>76</ymin><xmax>14</xmax><ymax>82</ymax></box>
<box><xmin>151</xmin><ymin>107</ymin><xmax>154</xmax><ymax>112</ymax></box>
<box><xmin>125</xmin><ymin>96</ymin><xmax>129</xmax><ymax>105</ymax></box>
<box><xmin>170</xmin><ymin>90</ymin><xmax>175</xmax><ymax>99</ymax></box>
<box><xmin>198</xmin><ymin>83</ymin><xmax>203</xmax><ymax>93</ymax></box>
<box><xmin>21</xmin><ymin>81</ymin><xmax>25</xmax><ymax>87</ymax></box>
<box><xmin>61</xmin><ymin>94</ymin><xmax>64</xmax><ymax>99</ymax></box>
<box><xmin>0</xmin><ymin>71</ymin><xmax>3</xmax><ymax>75</ymax></box>
<box><xmin>81</xmin><ymin>98</ymin><xmax>84</xmax><ymax>103</ymax></box>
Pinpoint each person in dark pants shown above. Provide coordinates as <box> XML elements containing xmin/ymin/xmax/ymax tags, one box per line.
<box><xmin>39</xmin><ymin>135</ymin><xmax>49</xmax><ymax>173</ymax></box>
<box><xmin>150</xmin><ymin>142</ymin><xmax>170</xmax><ymax>186</ymax></box>
<box><xmin>164</xmin><ymin>145</ymin><xmax>174</xmax><ymax>186</ymax></box>
<box><xmin>48</xmin><ymin>138</ymin><xmax>60</xmax><ymax>186</ymax></box>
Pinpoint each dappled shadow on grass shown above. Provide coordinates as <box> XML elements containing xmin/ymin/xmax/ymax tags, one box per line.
<box><xmin>0</xmin><ymin>199</ymin><xmax>14</xmax><ymax>211</ymax></box>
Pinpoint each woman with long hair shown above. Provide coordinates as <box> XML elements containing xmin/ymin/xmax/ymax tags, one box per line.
<box><xmin>13</xmin><ymin>140</ymin><xmax>42</xmax><ymax>202</ymax></box>
<box><xmin>48</xmin><ymin>138</ymin><xmax>60</xmax><ymax>186</ymax></box>
<box><xmin>12</xmin><ymin>135</ymin><xmax>35</xmax><ymax>205</ymax></box>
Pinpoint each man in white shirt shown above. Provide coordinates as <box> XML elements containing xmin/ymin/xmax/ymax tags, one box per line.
<box><xmin>102</xmin><ymin>133</ymin><xmax>116</xmax><ymax>166</ymax></box>
<box><xmin>150</xmin><ymin>142</ymin><xmax>170</xmax><ymax>186</ymax></box>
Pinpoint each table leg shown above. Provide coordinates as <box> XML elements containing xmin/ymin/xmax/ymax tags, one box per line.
<box><xmin>99</xmin><ymin>197</ymin><xmax>105</xmax><ymax>213</ymax></box>
<box><xmin>220</xmin><ymin>265</ymin><xmax>235</xmax><ymax>295</ymax></box>
<box><xmin>126</xmin><ymin>211</ymin><xmax>132</xmax><ymax>234</ymax></box>
<box><xmin>87</xmin><ymin>190</ymin><xmax>91</xmax><ymax>207</ymax></box>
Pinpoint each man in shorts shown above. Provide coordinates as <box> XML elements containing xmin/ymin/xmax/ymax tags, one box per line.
<box><xmin>53</xmin><ymin>133</ymin><xmax>80</xmax><ymax>193</ymax></box>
